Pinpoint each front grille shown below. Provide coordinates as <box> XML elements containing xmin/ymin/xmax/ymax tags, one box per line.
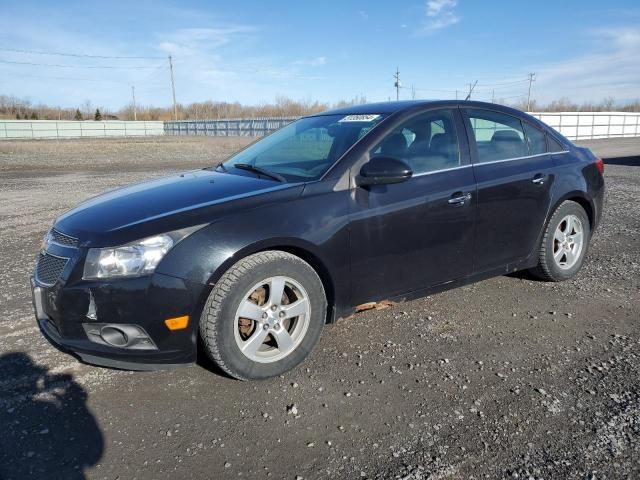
<box><xmin>35</xmin><ymin>253</ymin><xmax>68</xmax><ymax>286</ymax></box>
<box><xmin>50</xmin><ymin>229</ymin><xmax>78</xmax><ymax>247</ymax></box>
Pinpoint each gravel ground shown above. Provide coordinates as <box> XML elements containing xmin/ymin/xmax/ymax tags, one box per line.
<box><xmin>0</xmin><ymin>136</ymin><xmax>638</xmax><ymax>480</ymax></box>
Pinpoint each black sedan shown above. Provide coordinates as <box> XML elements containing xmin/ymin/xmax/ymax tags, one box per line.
<box><xmin>31</xmin><ymin>101</ymin><xmax>605</xmax><ymax>380</ymax></box>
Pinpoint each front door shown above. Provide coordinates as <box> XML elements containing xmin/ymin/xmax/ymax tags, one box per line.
<box><xmin>348</xmin><ymin>108</ymin><xmax>476</xmax><ymax>305</ymax></box>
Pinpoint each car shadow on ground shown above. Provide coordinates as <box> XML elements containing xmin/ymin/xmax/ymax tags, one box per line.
<box><xmin>603</xmin><ymin>155</ymin><xmax>640</xmax><ymax>166</ymax></box>
<box><xmin>506</xmin><ymin>270</ymin><xmax>544</xmax><ymax>282</ymax></box>
<box><xmin>0</xmin><ymin>352</ymin><xmax>103</xmax><ymax>480</ymax></box>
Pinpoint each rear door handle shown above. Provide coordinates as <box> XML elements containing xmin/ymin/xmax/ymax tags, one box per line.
<box><xmin>532</xmin><ymin>173</ymin><xmax>547</xmax><ymax>185</ymax></box>
<box><xmin>448</xmin><ymin>192</ymin><xmax>472</xmax><ymax>206</ymax></box>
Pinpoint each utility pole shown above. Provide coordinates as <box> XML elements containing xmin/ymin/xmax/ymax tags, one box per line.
<box><xmin>168</xmin><ymin>55</ymin><xmax>178</xmax><ymax>121</ymax></box>
<box><xmin>491</xmin><ymin>89</ymin><xmax>495</xmax><ymax>103</ymax></box>
<box><xmin>393</xmin><ymin>67</ymin><xmax>401</xmax><ymax>101</ymax></box>
<box><xmin>131</xmin><ymin>86</ymin><xmax>137</xmax><ymax>121</ymax></box>
<box><xmin>465</xmin><ymin>80</ymin><xmax>478</xmax><ymax>101</ymax></box>
<box><xmin>526</xmin><ymin>72</ymin><xmax>536</xmax><ymax>112</ymax></box>
<box><xmin>455</xmin><ymin>90</ymin><xmax>458</xmax><ymax>100</ymax></box>
<box><xmin>411</xmin><ymin>84</ymin><xmax>416</xmax><ymax>100</ymax></box>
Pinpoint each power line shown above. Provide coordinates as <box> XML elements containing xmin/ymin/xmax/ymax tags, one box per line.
<box><xmin>0</xmin><ymin>46</ymin><xmax>164</xmax><ymax>60</ymax></box>
<box><xmin>3</xmin><ymin>72</ymin><xmax>131</xmax><ymax>84</ymax></box>
<box><xmin>0</xmin><ymin>58</ymin><xmax>164</xmax><ymax>69</ymax></box>
<box><xmin>476</xmin><ymin>79</ymin><xmax>529</xmax><ymax>87</ymax></box>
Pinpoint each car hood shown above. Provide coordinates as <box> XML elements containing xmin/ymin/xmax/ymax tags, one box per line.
<box><xmin>54</xmin><ymin>169</ymin><xmax>302</xmax><ymax>246</ymax></box>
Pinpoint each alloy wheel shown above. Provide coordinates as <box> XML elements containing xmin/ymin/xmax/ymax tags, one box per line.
<box><xmin>552</xmin><ymin>214</ymin><xmax>584</xmax><ymax>270</ymax></box>
<box><xmin>233</xmin><ymin>276</ymin><xmax>311</xmax><ymax>363</ymax></box>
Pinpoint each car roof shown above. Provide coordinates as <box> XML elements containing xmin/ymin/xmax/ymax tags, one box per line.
<box><xmin>309</xmin><ymin>100</ymin><xmax>527</xmax><ymax>118</ymax></box>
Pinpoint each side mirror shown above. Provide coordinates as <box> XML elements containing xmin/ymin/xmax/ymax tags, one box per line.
<box><xmin>356</xmin><ymin>156</ymin><xmax>413</xmax><ymax>186</ymax></box>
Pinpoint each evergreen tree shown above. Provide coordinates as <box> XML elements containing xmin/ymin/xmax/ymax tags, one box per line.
<box><xmin>94</xmin><ymin>108</ymin><xmax>102</xmax><ymax>121</ymax></box>
<box><xmin>15</xmin><ymin>113</ymin><xmax>20</xmax><ymax>119</ymax></box>
<box><xmin>30</xmin><ymin>112</ymin><xmax>38</xmax><ymax>120</ymax></box>
<box><xmin>74</xmin><ymin>109</ymin><xmax>83</xmax><ymax>121</ymax></box>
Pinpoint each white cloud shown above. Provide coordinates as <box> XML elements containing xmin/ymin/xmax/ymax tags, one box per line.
<box><xmin>533</xmin><ymin>28</ymin><xmax>640</xmax><ymax>103</ymax></box>
<box><xmin>292</xmin><ymin>56</ymin><xmax>327</xmax><ymax>67</ymax></box>
<box><xmin>422</xmin><ymin>0</ymin><xmax>460</xmax><ymax>32</ymax></box>
<box><xmin>157</xmin><ymin>26</ymin><xmax>255</xmax><ymax>56</ymax></box>
<box><xmin>426</xmin><ymin>0</ymin><xmax>456</xmax><ymax>16</ymax></box>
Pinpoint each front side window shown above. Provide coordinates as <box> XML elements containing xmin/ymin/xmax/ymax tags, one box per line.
<box><xmin>523</xmin><ymin>122</ymin><xmax>547</xmax><ymax>155</ymax></box>
<box><xmin>222</xmin><ymin>114</ymin><xmax>386</xmax><ymax>182</ymax></box>
<box><xmin>369</xmin><ymin>109</ymin><xmax>461</xmax><ymax>174</ymax></box>
<box><xmin>465</xmin><ymin>109</ymin><xmax>528</xmax><ymax>163</ymax></box>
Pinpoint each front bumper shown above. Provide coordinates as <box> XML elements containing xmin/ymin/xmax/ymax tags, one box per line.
<box><xmin>31</xmin><ymin>273</ymin><xmax>205</xmax><ymax>370</ymax></box>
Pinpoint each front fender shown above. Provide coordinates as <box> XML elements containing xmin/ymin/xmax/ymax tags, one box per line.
<box><xmin>155</xmin><ymin>184</ymin><xmax>352</xmax><ymax>317</ymax></box>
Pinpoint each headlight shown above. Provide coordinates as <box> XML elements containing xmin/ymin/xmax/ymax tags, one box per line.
<box><xmin>83</xmin><ymin>227</ymin><xmax>201</xmax><ymax>280</ymax></box>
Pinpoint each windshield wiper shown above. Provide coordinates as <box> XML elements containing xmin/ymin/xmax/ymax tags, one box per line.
<box><xmin>233</xmin><ymin>163</ymin><xmax>286</xmax><ymax>182</ymax></box>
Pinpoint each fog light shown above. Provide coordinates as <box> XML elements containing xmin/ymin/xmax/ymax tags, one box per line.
<box><xmin>100</xmin><ymin>326</ymin><xmax>129</xmax><ymax>347</ymax></box>
<box><xmin>82</xmin><ymin>323</ymin><xmax>157</xmax><ymax>350</ymax></box>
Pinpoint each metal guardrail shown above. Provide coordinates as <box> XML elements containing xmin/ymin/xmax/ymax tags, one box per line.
<box><xmin>2</xmin><ymin>112</ymin><xmax>639</xmax><ymax>141</ymax></box>
<box><xmin>529</xmin><ymin>112</ymin><xmax>640</xmax><ymax>140</ymax></box>
<box><xmin>164</xmin><ymin>113</ymin><xmax>640</xmax><ymax>141</ymax></box>
<box><xmin>164</xmin><ymin>117</ymin><xmax>298</xmax><ymax>137</ymax></box>
<box><xmin>0</xmin><ymin>120</ymin><xmax>165</xmax><ymax>140</ymax></box>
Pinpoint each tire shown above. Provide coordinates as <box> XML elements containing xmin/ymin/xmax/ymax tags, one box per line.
<box><xmin>529</xmin><ymin>200</ymin><xmax>591</xmax><ymax>282</ymax></box>
<box><xmin>200</xmin><ymin>251</ymin><xmax>326</xmax><ymax>380</ymax></box>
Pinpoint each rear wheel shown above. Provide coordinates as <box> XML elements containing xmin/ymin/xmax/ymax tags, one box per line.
<box><xmin>200</xmin><ymin>251</ymin><xmax>326</xmax><ymax>380</ymax></box>
<box><xmin>530</xmin><ymin>200</ymin><xmax>591</xmax><ymax>282</ymax></box>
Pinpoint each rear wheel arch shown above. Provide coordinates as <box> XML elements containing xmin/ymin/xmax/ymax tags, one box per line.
<box><xmin>548</xmin><ymin>191</ymin><xmax>594</xmax><ymax>230</ymax></box>
<box><xmin>526</xmin><ymin>191</ymin><xmax>593</xmax><ymax>267</ymax></box>
<box><xmin>530</xmin><ymin>199</ymin><xmax>591</xmax><ymax>281</ymax></box>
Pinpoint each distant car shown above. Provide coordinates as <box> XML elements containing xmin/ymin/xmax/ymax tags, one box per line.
<box><xmin>31</xmin><ymin>101</ymin><xmax>605</xmax><ymax>380</ymax></box>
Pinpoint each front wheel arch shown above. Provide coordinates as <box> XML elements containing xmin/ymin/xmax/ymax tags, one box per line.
<box><xmin>201</xmin><ymin>240</ymin><xmax>337</xmax><ymax>325</ymax></box>
<box><xmin>199</xmin><ymin>250</ymin><xmax>328</xmax><ymax>380</ymax></box>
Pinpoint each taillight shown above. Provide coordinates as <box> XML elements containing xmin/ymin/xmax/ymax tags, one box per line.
<box><xmin>594</xmin><ymin>158</ymin><xmax>604</xmax><ymax>175</ymax></box>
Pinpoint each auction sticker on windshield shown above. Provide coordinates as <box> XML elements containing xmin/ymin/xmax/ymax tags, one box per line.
<box><xmin>338</xmin><ymin>114</ymin><xmax>381</xmax><ymax>122</ymax></box>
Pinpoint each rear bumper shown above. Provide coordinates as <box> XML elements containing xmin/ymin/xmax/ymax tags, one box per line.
<box><xmin>31</xmin><ymin>274</ymin><xmax>205</xmax><ymax>370</ymax></box>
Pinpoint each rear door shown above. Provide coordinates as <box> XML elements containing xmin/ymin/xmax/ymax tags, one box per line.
<box><xmin>348</xmin><ymin>108</ymin><xmax>476</xmax><ymax>304</ymax></box>
<box><xmin>462</xmin><ymin>108</ymin><xmax>554</xmax><ymax>273</ymax></box>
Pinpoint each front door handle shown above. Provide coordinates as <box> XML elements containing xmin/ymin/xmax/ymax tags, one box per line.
<box><xmin>532</xmin><ymin>173</ymin><xmax>546</xmax><ymax>185</ymax></box>
<box><xmin>448</xmin><ymin>192</ymin><xmax>472</xmax><ymax>206</ymax></box>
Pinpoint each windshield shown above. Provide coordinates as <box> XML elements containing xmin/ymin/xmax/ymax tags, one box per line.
<box><xmin>221</xmin><ymin>113</ymin><xmax>387</xmax><ymax>182</ymax></box>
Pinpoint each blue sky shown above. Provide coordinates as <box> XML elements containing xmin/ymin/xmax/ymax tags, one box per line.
<box><xmin>0</xmin><ymin>0</ymin><xmax>639</xmax><ymax>109</ymax></box>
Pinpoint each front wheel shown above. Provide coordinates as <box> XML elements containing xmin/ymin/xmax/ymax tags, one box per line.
<box><xmin>200</xmin><ymin>251</ymin><xmax>326</xmax><ymax>380</ymax></box>
<box><xmin>529</xmin><ymin>200</ymin><xmax>591</xmax><ymax>282</ymax></box>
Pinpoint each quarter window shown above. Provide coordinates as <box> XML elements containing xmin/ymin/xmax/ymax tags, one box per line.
<box><xmin>523</xmin><ymin>122</ymin><xmax>547</xmax><ymax>155</ymax></box>
<box><xmin>547</xmin><ymin>135</ymin><xmax>565</xmax><ymax>153</ymax></box>
<box><xmin>465</xmin><ymin>109</ymin><xmax>528</xmax><ymax>163</ymax></box>
<box><xmin>369</xmin><ymin>109</ymin><xmax>461</xmax><ymax>174</ymax></box>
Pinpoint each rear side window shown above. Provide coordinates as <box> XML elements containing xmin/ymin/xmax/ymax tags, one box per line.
<box><xmin>547</xmin><ymin>135</ymin><xmax>565</xmax><ymax>153</ymax></box>
<box><xmin>523</xmin><ymin>123</ymin><xmax>547</xmax><ymax>155</ymax></box>
<box><xmin>465</xmin><ymin>109</ymin><xmax>527</xmax><ymax>163</ymax></box>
